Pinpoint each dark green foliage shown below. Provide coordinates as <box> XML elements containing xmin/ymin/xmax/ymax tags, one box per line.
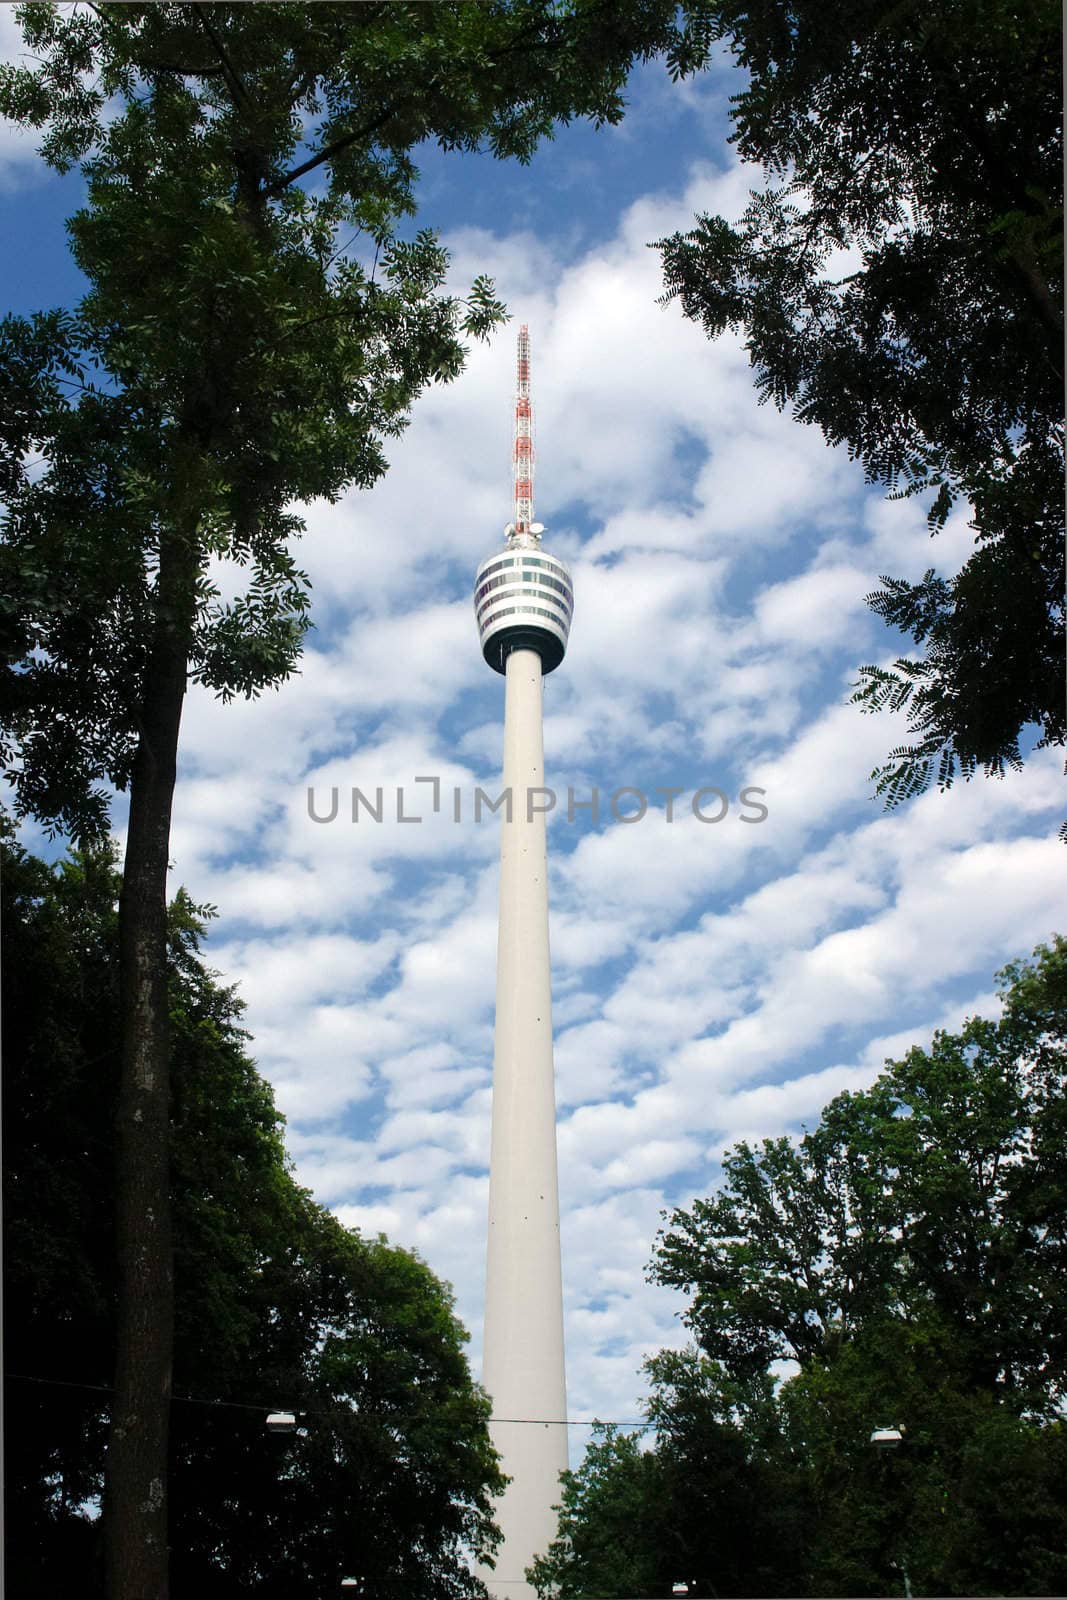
<box><xmin>655</xmin><ymin>0</ymin><xmax>1064</xmax><ymax>804</ymax></box>
<box><xmin>654</xmin><ymin>939</ymin><xmax>1067</xmax><ymax>1418</ymax></box>
<box><xmin>780</xmin><ymin>1328</ymin><xmax>1067</xmax><ymax>1597</ymax></box>
<box><xmin>167</xmin><ymin>1215</ymin><xmax>504</xmax><ymax>1599</ymax></box>
<box><xmin>650</xmin><ymin>940</ymin><xmax>1067</xmax><ymax>1595</ymax></box>
<box><xmin>3</xmin><ymin>832</ymin><xmax>118</xmax><ymax>1589</ymax></box>
<box><xmin>645</xmin><ymin>1350</ymin><xmax>812</xmax><ymax>1598</ymax></box>
<box><xmin>2</xmin><ymin>829</ymin><xmax>503</xmax><ymax>1597</ymax></box>
<box><xmin>530</xmin><ymin>1360</ymin><xmax>811</xmax><ymax>1600</ymax></box>
<box><xmin>538</xmin><ymin>942</ymin><xmax>1067</xmax><ymax>1597</ymax></box>
<box><xmin>528</xmin><ymin>1427</ymin><xmax>677</xmax><ymax>1599</ymax></box>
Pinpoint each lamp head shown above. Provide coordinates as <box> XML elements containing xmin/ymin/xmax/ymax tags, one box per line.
<box><xmin>870</xmin><ymin>1426</ymin><xmax>904</xmax><ymax>1450</ymax></box>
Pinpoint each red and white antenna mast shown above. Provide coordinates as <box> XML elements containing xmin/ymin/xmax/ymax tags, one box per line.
<box><xmin>507</xmin><ymin>324</ymin><xmax>543</xmax><ymax>545</ymax></box>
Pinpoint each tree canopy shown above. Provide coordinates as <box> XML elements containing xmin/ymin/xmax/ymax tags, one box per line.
<box><xmin>534</xmin><ymin>940</ymin><xmax>1067</xmax><ymax>1597</ymax></box>
<box><xmin>2</xmin><ymin>827</ymin><xmax>504</xmax><ymax>1598</ymax></box>
<box><xmin>654</xmin><ymin>938</ymin><xmax>1067</xmax><ymax>1419</ymax></box>
<box><xmin>530</xmin><ymin>1363</ymin><xmax>810</xmax><ymax>1600</ymax></box>
<box><xmin>656</xmin><ymin>0</ymin><xmax>1063</xmax><ymax>807</ymax></box>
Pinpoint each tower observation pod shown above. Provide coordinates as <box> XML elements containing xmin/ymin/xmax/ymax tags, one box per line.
<box><xmin>475</xmin><ymin>324</ymin><xmax>573</xmax><ymax>674</ymax></box>
<box><xmin>475</xmin><ymin>326</ymin><xmax>571</xmax><ymax>1600</ymax></box>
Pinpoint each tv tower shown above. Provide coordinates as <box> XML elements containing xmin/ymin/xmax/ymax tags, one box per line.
<box><xmin>474</xmin><ymin>326</ymin><xmax>573</xmax><ymax>1597</ymax></box>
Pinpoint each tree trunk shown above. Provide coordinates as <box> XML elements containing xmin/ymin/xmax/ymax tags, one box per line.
<box><xmin>104</xmin><ymin>525</ymin><xmax>197</xmax><ymax>1600</ymax></box>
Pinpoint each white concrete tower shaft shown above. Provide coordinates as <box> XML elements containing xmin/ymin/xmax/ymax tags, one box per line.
<box><xmin>481</xmin><ymin>644</ymin><xmax>568</xmax><ymax>1597</ymax></box>
<box><xmin>475</xmin><ymin>327</ymin><xmax>572</xmax><ymax>1597</ymax></box>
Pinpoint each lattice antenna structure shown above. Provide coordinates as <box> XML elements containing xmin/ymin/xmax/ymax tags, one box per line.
<box><xmin>506</xmin><ymin>324</ymin><xmax>544</xmax><ymax>545</ymax></box>
<box><xmin>475</xmin><ymin>321</ymin><xmax>572</xmax><ymax>678</ymax></box>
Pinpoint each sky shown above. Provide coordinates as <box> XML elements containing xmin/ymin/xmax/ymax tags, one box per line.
<box><xmin>3</xmin><ymin>10</ymin><xmax>1065</xmax><ymax>1470</ymax></box>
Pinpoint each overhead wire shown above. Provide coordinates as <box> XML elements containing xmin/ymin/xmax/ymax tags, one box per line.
<box><xmin>5</xmin><ymin>1370</ymin><xmax>649</xmax><ymax>1427</ymax></box>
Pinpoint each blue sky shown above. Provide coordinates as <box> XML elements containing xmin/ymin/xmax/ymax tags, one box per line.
<box><xmin>3</xmin><ymin>15</ymin><xmax>1065</xmax><ymax>1460</ymax></box>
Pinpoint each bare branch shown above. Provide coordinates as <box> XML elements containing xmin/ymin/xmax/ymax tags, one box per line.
<box><xmin>263</xmin><ymin>99</ymin><xmax>404</xmax><ymax>197</ymax></box>
<box><xmin>190</xmin><ymin>2</ymin><xmax>251</xmax><ymax>108</ymax></box>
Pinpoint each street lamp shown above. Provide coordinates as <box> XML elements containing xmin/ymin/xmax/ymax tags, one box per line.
<box><xmin>265</xmin><ymin>1411</ymin><xmax>297</xmax><ymax>1434</ymax></box>
<box><xmin>869</xmin><ymin>1426</ymin><xmax>912</xmax><ymax>1598</ymax></box>
<box><xmin>870</xmin><ymin>1426</ymin><xmax>904</xmax><ymax>1450</ymax></box>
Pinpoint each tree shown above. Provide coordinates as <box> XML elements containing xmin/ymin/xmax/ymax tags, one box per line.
<box><xmin>528</xmin><ymin>1426</ymin><xmax>674</xmax><ymax>1600</ymax></box>
<box><xmin>527</xmin><ymin>1359</ymin><xmax>810</xmax><ymax>1599</ymax></box>
<box><xmin>2</xmin><ymin>827</ymin><xmax>504</xmax><ymax>1597</ymax></box>
<box><xmin>535</xmin><ymin>947</ymin><xmax>1067</xmax><ymax>1598</ymax></box>
<box><xmin>655</xmin><ymin>0</ymin><xmax>1064</xmax><ymax>807</ymax></box>
<box><xmin>779</xmin><ymin>1325</ymin><xmax>1067</xmax><ymax>1597</ymax></box>
<box><xmin>167</xmin><ymin>1213</ymin><xmax>504</xmax><ymax>1600</ymax></box>
<box><xmin>653</xmin><ymin>939</ymin><xmax>1067</xmax><ymax>1412</ymax></box>
<box><xmin>648</xmin><ymin>938</ymin><xmax>1067</xmax><ymax>1595</ymax></box>
<box><xmin>642</xmin><ymin>1349</ymin><xmax>811</xmax><ymax>1598</ymax></box>
<box><xmin>0</xmin><ymin>6</ymin><xmax>715</xmax><ymax>1590</ymax></box>
<box><xmin>3</xmin><ymin>829</ymin><xmax>118</xmax><ymax>1590</ymax></box>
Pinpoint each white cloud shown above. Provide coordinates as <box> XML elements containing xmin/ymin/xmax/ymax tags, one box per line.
<box><xmin>12</xmin><ymin>0</ymin><xmax>1053</xmax><ymax>1475</ymax></box>
<box><xmin>125</xmin><ymin>126</ymin><xmax>1066</xmax><ymax>1454</ymax></box>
